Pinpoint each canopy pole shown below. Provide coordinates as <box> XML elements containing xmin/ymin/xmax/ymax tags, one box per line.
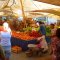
<box><xmin>20</xmin><ymin>0</ymin><xmax>26</xmax><ymax>28</ymax></box>
<box><xmin>20</xmin><ymin>0</ymin><xmax>25</xmax><ymax>19</ymax></box>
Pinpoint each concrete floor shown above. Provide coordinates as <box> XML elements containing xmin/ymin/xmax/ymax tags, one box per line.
<box><xmin>10</xmin><ymin>52</ymin><xmax>51</xmax><ymax>60</ymax></box>
<box><xmin>10</xmin><ymin>44</ymin><xmax>52</xmax><ymax>60</ymax></box>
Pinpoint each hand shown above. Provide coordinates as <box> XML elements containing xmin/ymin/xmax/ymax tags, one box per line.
<box><xmin>37</xmin><ymin>37</ymin><xmax>42</xmax><ymax>40</ymax></box>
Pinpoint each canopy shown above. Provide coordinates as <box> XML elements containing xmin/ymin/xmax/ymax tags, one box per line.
<box><xmin>0</xmin><ymin>0</ymin><xmax>60</xmax><ymax>19</ymax></box>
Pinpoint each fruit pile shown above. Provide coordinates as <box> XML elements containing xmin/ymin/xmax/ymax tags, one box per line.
<box><xmin>12</xmin><ymin>31</ymin><xmax>42</xmax><ymax>40</ymax></box>
<box><xmin>29</xmin><ymin>31</ymin><xmax>42</xmax><ymax>38</ymax></box>
<box><xmin>12</xmin><ymin>31</ymin><xmax>35</xmax><ymax>40</ymax></box>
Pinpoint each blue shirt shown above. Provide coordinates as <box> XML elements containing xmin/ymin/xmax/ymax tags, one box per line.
<box><xmin>39</xmin><ymin>25</ymin><xmax>46</xmax><ymax>35</ymax></box>
<box><xmin>0</xmin><ymin>31</ymin><xmax>11</xmax><ymax>46</ymax></box>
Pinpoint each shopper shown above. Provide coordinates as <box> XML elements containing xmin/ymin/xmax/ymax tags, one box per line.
<box><xmin>50</xmin><ymin>24</ymin><xmax>57</xmax><ymax>37</ymax></box>
<box><xmin>39</xmin><ymin>21</ymin><xmax>46</xmax><ymax>36</ymax></box>
<box><xmin>51</xmin><ymin>28</ymin><xmax>60</xmax><ymax>60</ymax></box>
<box><xmin>0</xmin><ymin>21</ymin><xmax>12</xmax><ymax>60</ymax></box>
<box><xmin>38</xmin><ymin>21</ymin><xmax>49</xmax><ymax>44</ymax></box>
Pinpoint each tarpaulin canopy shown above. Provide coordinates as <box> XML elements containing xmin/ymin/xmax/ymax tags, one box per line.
<box><xmin>0</xmin><ymin>0</ymin><xmax>60</xmax><ymax>18</ymax></box>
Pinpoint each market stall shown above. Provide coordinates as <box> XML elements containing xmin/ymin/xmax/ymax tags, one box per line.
<box><xmin>0</xmin><ymin>0</ymin><xmax>60</xmax><ymax>53</ymax></box>
<box><xmin>11</xmin><ymin>31</ymin><xmax>42</xmax><ymax>51</ymax></box>
<box><xmin>11</xmin><ymin>37</ymin><xmax>37</xmax><ymax>51</ymax></box>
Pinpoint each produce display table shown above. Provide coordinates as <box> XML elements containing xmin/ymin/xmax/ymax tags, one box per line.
<box><xmin>11</xmin><ymin>37</ymin><xmax>37</xmax><ymax>51</ymax></box>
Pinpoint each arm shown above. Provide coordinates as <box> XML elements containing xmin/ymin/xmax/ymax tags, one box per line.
<box><xmin>37</xmin><ymin>35</ymin><xmax>45</xmax><ymax>40</ymax></box>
